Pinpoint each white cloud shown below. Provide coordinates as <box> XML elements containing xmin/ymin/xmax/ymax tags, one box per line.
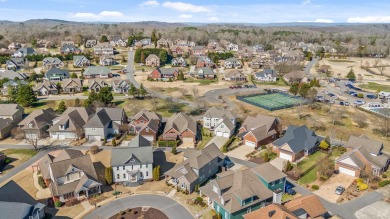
<box><xmin>314</xmin><ymin>19</ymin><xmax>333</xmax><ymax>23</ymax></box>
<box><xmin>139</xmin><ymin>1</ymin><xmax>160</xmax><ymax>7</ymax></box>
<box><xmin>179</xmin><ymin>14</ymin><xmax>192</xmax><ymax>19</ymax></box>
<box><xmin>162</xmin><ymin>1</ymin><xmax>211</xmax><ymax>13</ymax></box>
<box><xmin>208</xmin><ymin>17</ymin><xmax>219</xmax><ymax>21</ymax></box>
<box><xmin>347</xmin><ymin>16</ymin><xmax>390</xmax><ymax>23</ymax></box>
<box><xmin>302</xmin><ymin>0</ymin><xmax>312</xmax><ymax>5</ymax></box>
<box><xmin>71</xmin><ymin>11</ymin><xmax>123</xmax><ymax>20</ymax></box>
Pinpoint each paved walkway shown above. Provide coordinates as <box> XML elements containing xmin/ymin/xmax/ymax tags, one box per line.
<box><xmin>166</xmin><ymin>189</ymin><xmax>176</xmax><ymax>198</ymax></box>
<box><xmin>83</xmin><ymin>194</ymin><xmax>194</xmax><ymax>219</ymax></box>
<box><xmin>32</xmin><ymin>172</ymin><xmax>51</xmax><ymax>199</ymax></box>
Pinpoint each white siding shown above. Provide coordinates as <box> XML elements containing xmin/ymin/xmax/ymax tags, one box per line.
<box><xmin>112</xmin><ymin>163</ymin><xmax>153</xmax><ymax>183</ymax></box>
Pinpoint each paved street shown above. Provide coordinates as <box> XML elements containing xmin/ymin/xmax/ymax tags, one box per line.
<box><xmin>83</xmin><ymin>194</ymin><xmax>194</xmax><ymax>219</ymax></box>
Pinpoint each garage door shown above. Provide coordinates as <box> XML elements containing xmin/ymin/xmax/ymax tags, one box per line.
<box><xmin>58</xmin><ymin>135</ymin><xmax>66</xmax><ymax>140</ymax></box>
<box><xmin>88</xmin><ymin>135</ymin><xmax>101</xmax><ymax>141</ymax></box>
<box><xmin>245</xmin><ymin>140</ymin><xmax>256</xmax><ymax>148</ymax></box>
<box><xmin>182</xmin><ymin>137</ymin><xmax>194</xmax><ymax>147</ymax></box>
<box><xmin>280</xmin><ymin>152</ymin><xmax>293</xmax><ymax>161</ymax></box>
<box><xmin>223</xmin><ymin>132</ymin><xmax>230</xmax><ymax>138</ymax></box>
<box><xmin>216</xmin><ymin>131</ymin><xmax>223</xmax><ymax>137</ymax></box>
<box><xmin>143</xmin><ymin>135</ymin><xmax>154</xmax><ymax>142</ymax></box>
<box><xmin>339</xmin><ymin>167</ymin><xmax>356</xmax><ymax>177</ymax></box>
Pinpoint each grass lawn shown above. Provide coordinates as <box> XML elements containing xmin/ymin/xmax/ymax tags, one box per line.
<box><xmin>282</xmin><ymin>193</ymin><xmax>300</xmax><ymax>202</ymax></box>
<box><xmin>327</xmin><ymin>59</ymin><xmax>355</xmax><ymax>63</ymax></box>
<box><xmin>362</xmin><ymin>82</ymin><xmax>390</xmax><ymax>92</ymax></box>
<box><xmin>197</xmin><ymin>130</ymin><xmax>213</xmax><ymax>149</ymax></box>
<box><xmin>297</xmin><ymin>166</ymin><xmax>318</xmax><ymax>185</ymax></box>
<box><xmin>184</xmin><ymin>78</ymin><xmax>218</xmax><ymax>85</ymax></box>
<box><xmin>24</xmin><ymin>100</ymin><xmax>61</xmax><ymax>114</ymax></box>
<box><xmin>252</xmin><ymin>77</ymin><xmax>287</xmax><ymax>86</ymax></box>
<box><xmin>1</xmin><ymin>149</ymin><xmax>38</xmax><ymax>174</ymax></box>
<box><xmin>297</xmin><ymin>151</ymin><xmax>328</xmax><ymax>172</ymax></box>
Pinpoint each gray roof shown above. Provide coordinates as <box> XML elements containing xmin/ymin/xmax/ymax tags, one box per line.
<box><xmin>42</xmin><ymin>57</ymin><xmax>63</xmax><ymax>65</ymax></box>
<box><xmin>33</xmin><ymin>81</ymin><xmax>58</xmax><ymax>92</ymax></box>
<box><xmin>111</xmin><ymin>143</ymin><xmax>153</xmax><ymax>166</ymax></box>
<box><xmin>163</xmin><ymin>113</ymin><xmax>197</xmax><ymax>135</ymax></box>
<box><xmin>3</xmin><ymin>79</ymin><xmax>27</xmax><ymax>87</ymax></box>
<box><xmin>154</xmin><ymin>67</ymin><xmax>179</xmax><ymax>76</ymax></box>
<box><xmin>273</xmin><ymin>125</ymin><xmax>322</xmax><ymax>153</ymax></box>
<box><xmin>224</xmin><ymin>70</ymin><xmax>245</xmax><ymax>79</ymax></box>
<box><xmin>45</xmin><ymin>68</ymin><xmax>70</xmax><ymax>78</ymax></box>
<box><xmin>128</xmin><ymin>135</ymin><xmax>153</xmax><ymax>148</ymax></box>
<box><xmin>337</xmin><ymin>144</ymin><xmax>389</xmax><ymax>169</ymax></box>
<box><xmin>0</xmin><ymin>201</ymin><xmax>45</xmax><ymax>219</ymax></box>
<box><xmin>146</xmin><ymin>54</ymin><xmax>159</xmax><ymax>60</ymax></box>
<box><xmin>61</xmin><ymin>78</ymin><xmax>82</xmax><ymax>88</ymax></box>
<box><xmin>7</xmin><ymin>57</ymin><xmax>25</xmax><ymax>67</ymax></box>
<box><xmin>191</xmin><ymin>67</ymin><xmax>215</xmax><ymax>76</ymax></box>
<box><xmin>251</xmin><ymin>163</ymin><xmax>286</xmax><ymax>183</ymax></box>
<box><xmin>0</xmin><ymin>70</ymin><xmax>26</xmax><ymax>80</ymax></box>
<box><xmin>48</xmin><ymin>107</ymin><xmax>91</xmax><ymax>133</ymax></box>
<box><xmin>284</xmin><ymin>71</ymin><xmax>306</xmax><ymax>80</ymax></box>
<box><xmin>346</xmin><ymin>135</ymin><xmax>383</xmax><ymax>155</ymax></box>
<box><xmin>83</xmin><ymin>66</ymin><xmax>111</xmax><ymax>76</ymax></box>
<box><xmin>241</xmin><ymin>114</ymin><xmax>279</xmax><ymax>140</ymax></box>
<box><xmin>0</xmin><ymin>104</ymin><xmax>23</xmax><ymax>117</ymax></box>
<box><xmin>0</xmin><ymin>118</ymin><xmax>13</xmax><ymax>130</ymax></box>
<box><xmin>15</xmin><ymin>47</ymin><xmax>36</xmax><ymax>55</ymax></box>
<box><xmin>61</xmin><ymin>44</ymin><xmax>80</xmax><ymax>53</ymax></box>
<box><xmin>132</xmin><ymin>110</ymin><xmax>161</xmax><ymax>122</ymax></box>
<box><xmin>18</xmin><ymin>108</ymin><xmax>58</xmax><ymax>130</ymax></box>
<box><xmin>73</xmin><ymin>55</ymin><xmax>89</xmax><ymax>62</ymax></box>
<box><xmin>217</xmin><ymin>116</ymin><xmax>236</xmax><ymax>132</ymax></box>
<box><xmin>84</xmin><ymin>108</ymin><xmax>124</xmax><ymax>128</ymax></box>
<box><xmin>255</xmin><ymin>69</ymin><xmax>278</xmax><ymax>78</ymax></box>
<box><xmin>204</xmin><ymin>107</ymin><xmax>236</xmax><ymax>120</ymax></box>
<box><xmin>200</xmin><ymin>167</ymin><xmax>273</xmax><ymax>214</ymax></box>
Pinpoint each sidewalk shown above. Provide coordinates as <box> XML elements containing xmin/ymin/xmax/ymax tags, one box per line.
<box><xmin>32</xmin><ymin>172</ymin><xmax>51</xmax><ymax>199</ymax></box>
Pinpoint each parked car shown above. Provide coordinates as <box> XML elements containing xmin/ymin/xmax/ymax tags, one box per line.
<box><xmin>325</xmin><ymin>99</ymin><xmax>335</xmax><ymax>104</ymax></box>
<box><xmin>354</xmin><ymin>100</ymin><xmax>366</xmax><ymax>105</ymax></box>
<box><xmin>340</xmin><ymin>101</ymin><xmax>350</xmax><ymax>106</ymax></box>
<box><xmin>348</xmin><ymin>91</ymin><xmax>357</xmax><ymax>96</ymax></box>
<box><xmin>367</xmin><ymin>94</ymin><xmax>377</xmax><ymax>99</ymax></box>
<box><xmin>316</xmin><ymin>96</ymin><xmax>325</xmax><ymax>102</ymax></box>
<box><xmin>285</xmin><ymin>185</ymin><xmax>296</xmax><ymax>195</ymax></box>
<box><xmin>335</xmin><ymin>186</ymin><xmax>345</xmax><ymax>195</ymax></box>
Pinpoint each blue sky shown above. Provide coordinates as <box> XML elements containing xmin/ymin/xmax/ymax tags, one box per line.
<box><xmin>1</xmin><ymin>0</ymin><xmax>390</xmax><ymax>23</ymax></box>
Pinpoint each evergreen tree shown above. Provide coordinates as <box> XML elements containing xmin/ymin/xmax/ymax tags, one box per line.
<box><xmin>84</xmin><ymin>91</ymin><xmax>98</xmax><ymax>107</ymax></box>
<box><xmin>56</xmin><ymin>100</ymin><xmax>67</xmax><ymax>113</ymax></box>
<box><xmin>7</xmin><ymin>86</ymin><xmax>18</xmax><ymax>103</ymax></box>
<box><xmin>138</xmin><ymin>83</ymin><xmax>147</xmax><ymax>98</ymax></box>
<box><xmin>70</xmin><ymin>72</ymin><xmax>78</xmax><ymax>78</ymax></box>
<box><xmin>97</xmin><ymin>87</ymin><xmax>113</xmax><ymax>104</ymax></box>
<box><xmin>347</xmin><ymin>68</ymin><xmax>356</xmax><ymax>81</ymax></box>
<box><xmin>16</xmin><ymin>85</ymin><xmax>37</xmax><ymax>107</ymax></box>
<box><xmin>140</xmin><ymin>52</ymin><xmax>145</xmax><ymax>63</ymax></box>
<box><xmin>105</xmin><ymin>167</ymin><xmax>113</xmax><ymax>185</ymax></box>
<box><xmin>74</xmin><ymin>98</ymin><xmax>81</xmax><ymax>107</ymax></box>
<box><xmin>159</xmin><ymin>50</ymin><xmax>168</xmax><ymax>64</ymax></box>
<box><xmin>100</xmin><ymin>35</ymin><xmax>108</xmax><ymax>43</ymax></box>
<box><xmin>56</xmin><ymin>82</ymin><xmax>62</xmax><ymax>94</ymax></box>
<box><xmin>289</xmin><ymin>83</ymin><xmax>299</xmax><ymax>96</ymax></box>
<box><xmin>128</xmin><ymin>83</ymin><xmax>138</xmax><ymax>98</ymax></box>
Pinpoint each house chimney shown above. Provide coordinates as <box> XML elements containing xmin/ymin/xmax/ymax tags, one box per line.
<box><xmin>273</xmin><ymin>191</ymin><xmax>282</xmax><ymax>204</ymax></box>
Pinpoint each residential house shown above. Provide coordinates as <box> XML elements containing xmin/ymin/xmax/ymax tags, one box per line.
<box><xmin>84</xmin><ymin>108</ymin><xmax>127</xmax><ymax>140</ymax></box>
<box><xmin>111</xmin><ymin>135</ymin><xmax>154</xmax><ymax>184</ymax></box>
<box><xmin>165</xmin><ymin>143</ymin><xmax>226</xmax><ymax>193</ymax></box>
<box><xmin>213</xmin><ymin>116</ymin><xmax>236</xmax><ymax>138</ymax></box>
<box><xmin>226</xmin><ymin>43</ymin><xmax>239</xmax><ymax>51</ymax></box>
<box><xmin>73</xmin><ymin>55</ymin><xmax>90</xmax><ymax>68</ymax></box>
<box><xmin>0</xmin><ymin>104</ymin><xmax>24</xmax><ymax>139</ymax></box>
<box><xmin>192</xmin><ymin>46</ymin><xmax>206</xmax><ymax>56</ymax></box>
<box><xmin>170</xmin><ymin>45</ymin><xmax>185</xmax><ymax>56</ymax></box>
<box><xmin>197</xmin><ymin>56</ymin><xmax>215</xmax><ymax>68</ymax></box>
<box><xmin>130</xmin><ymin>110</ymin><xmax>162</xmax><ymax>140</ymax></box>
<box><xmin>200</xmin><ymin>163</ymin><xmax>287</xmax><ymax>219</ymax></box>
<box><xmin>249</xmin><ymin>57</ymin><xmax>274</xmax><ymax>69</ymax></box>
<box><xmin>8</xmin><ymin>42</ymin><xmax>22</xmax><ymax>50</ymax></box>
<box><xmin>112</xmin><ymin>79</ymin><xmax>131</xmax><ymax>94</ymax></box>
<box><xmin>148</xmin><ymin>67</ymin><xmax>179</xmax><ymax>81</ymax></box>
<box><xmin>49</xmin><ymin>107</ymin><xmax>91</xmax><ymax>140</ymax></box>
<box><xmin>33</xmin><ymin>81</ymin><xmax>59</xmax><ymax>96</ymax></box>
<box><xmin>145</xmin><ymin>54</ymin><xmax>160</xmax><ymax>67</ymax></box>
<box><xmin>0</xmin><ymin>201</ymin><xmax>46</xmax><ymax>219</ymax></box>
<box><xmin>83</xmin><ymin>66</ymin><xmax>112</xmax><ymax>79</ymax></box>
<box><xmin>13</xmin><ymin>47</ymin><xmax>36</xmax><ymax>57</ymax></box>
<box><xmin>175</xmin><ymin>40</ymin><xmax>195</xmax><ymax>47</ymax></box>
<box><xmin>85</xmin><ymin>40</ymin><xmax>97</xmax><ymax>48</ymax></box>
<box><xmin>18</xmin><ymin>108</ymin><xmax>58</xmax><ymax>140</ymax></box>
<box><xmin>283</xmin><ymin>71</ymin><xmax>308</xmax><ymax>84</ymax></box>
<box><xmin>110</xmin><ymin>37</ymin><xmax>127</xmax><ymax>47</ymax></box>
<box><xmin>45</xmin><ymin>68</ymin><xmax>70</xmax><ymax>82</ymax></box>
<box><xmin>61</xmin><ymin>44</ymin><xmax>81</xmax><ymax>55</ymax></box>
<box><xmin>215</xmin><ymin>46</ymin><xmax>226</xmax><ymax>53</ymax></box>
<box><xmin>99</xmin><ymin>55</ymin><xmax>116</xmax><ymax>66</ymax></box>
<box><xmin>0</xmin><ymin>70</ymin><xmax>27</xmax><ymax>80</ymax></box>
<box><xmin>135</xmin><ymin>38</ymin><xmax>152</xmax><ymax>46</ymax></box>
<box><xmin>1</xmin><ymin>80</ymin><xmax>27</xmax><ymax>96</ymax></box>
<box><xmin>38</xmin><ymin>149</ymin><xmax>102</xmax><ymax>203</ymax></box>
<box><xmin>251</xmin><ymin>45</ymin><xmax>265</xmax><ymax>53</ymax></box>
<box><xmin>254</xmin><ymin>69</ymin><xmax>278</xmax><ymax>82</ymax></box>
<box><xmin>6</xmin><ymin>57</ymin><xmax>26</xmax><ymax>70</ymax></box>
<box><xmin>203</xmin><ymin>107</ymin><xmax>236</xmax><ymax>130</ymax></box>
<box><xmin>190</xmin><ymin>67</ymin><xmax>216</xmax><ymax>79</ymax></box>
<box><xmin>171</xmin><ymin>57</ymin><xmax>187</xmax><ymax>67</ymax></box>
<box><xmin>94</xmin><ymin>42</ymin><xmax>114</xmax><ymax>56</ymax></box>
<box><xmin>162</xmin><ymin>113</ymin><xmax>197</xmax><ymax>147</ymax></box>
<box><xmin>243</xmin><ymin>195</ymin><xmax>327</xmax><ymax>219</ymax></box>
<box><xmin>272</xmin><ymin>125</ymin><xmax>323</xmax><ymax>162</ymax></box>
<box><xmin>42</xmin><ymin>57</ymin><xmax>64</xmax><ymax>69</ymax></box>
<box><xmin>239</xmin><ymin>114</ymin><xmax>282</xmax><ymax>148</ymax></box>
<box><xmin>157</xmin><ymin>38</ymin><xmax>173</xmax><ymax>48</ymax></box>
<box><xmin>335</xmin><ymin>135</ymin><xmax>389</xmax><ymax>177</ymax></box>
<box><xmin>224</xmin><ymin>58</ymin><xmax>242</xmax><ymax>69</ymax></box>
<box><xmin>88</xmin><ymin>79</ymin><xmax>109</xmax><ymax>93</ymax></box>
<box><xmin>223</xmin><ymin>70</ymin><xmax>247</xmax><ymax>82</ymax></box>
<box><xmin>61</xmin><ymin>78</ymin><xmax>83</xmax><ymax>94</ymax></box>
<box><xmin>61</xmin><ymin>41</ymin><xmax>75</xmax><ymax>46</ymax></box>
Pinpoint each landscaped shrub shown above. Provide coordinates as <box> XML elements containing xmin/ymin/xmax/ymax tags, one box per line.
<box><xmin>120</xmin><ymin>211</ymin><xmax>125</xmax><ymax>215</ymax></box>
<box><xmin>90</xmin><ymin>145</ymin><xmax>99</xmax><ymax>154</ymax></box>
<box><xmin>54</xmin><ymin>201</ymin><xmax>62</xmax><ymax>207</ymax></box>
<box><xmin>38</xmin><ymin>176</ymin><xmax>47</xmax><ymax>189</ymax></box>
<box><xmin>379</xmin><ymin>180</ymin><xmax>390</xmax><ymax>187</ymax></box>
<box><xmin>263</xmin><ymin>152</ymin><xmax>269</xmax><ymax>162</ymax></box>
<box><xmin>311</xmin><ymin>185</ymin><xmax>319</xmax><ymax>190</ymax></box>
<box><xmin>358</xmin><ymin>183</ymin><xmax>368</xmax><ymax>191</ymax></box>
<box><xmin>112</xmin><ymin>138</ymin><xmax>117</xmax><ymax>146</ymax></box>
<box><xmin>382</xmin><ymin>173</ymin><xmax>388</xmax><ymax>178</ymax></box>
<box><xmin>261</xmin><ymin>145</ymin><xmax>267</xmax><ymax>150</ymax></box>
<box><xmin>356</xmin><ymin>178</ymin><xmax>364</xmax><ymax>184</ymax></box>
<box><xmin>357</xmin><ymin>93</ymin><xmax>364</xmax><ymax>98</ymax></box>
<box><xmin>171</xmin><ymin>146</ymin><xmax>177</xmax><ymax>155</ymax></box>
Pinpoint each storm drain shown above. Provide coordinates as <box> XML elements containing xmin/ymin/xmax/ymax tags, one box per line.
<box><xmin>141</xmin><ymin>206</ymin><xmax>150</xmax><ymax>211</ymax></box>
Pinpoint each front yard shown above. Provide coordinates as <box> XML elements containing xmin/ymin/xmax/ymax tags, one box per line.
<box><xmin>0</xmin><ymin>149</ymin><xmax>38</xmax><ymax>174</ymax></box>
<box><xmin>297</xmin><ymin>151</ymin><xmax>328</xmax><ymax>173</ymax></box>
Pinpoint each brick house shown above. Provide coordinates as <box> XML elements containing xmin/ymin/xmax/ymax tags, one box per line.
<box><xmin>162</xmin><ymin>113</ymin><xmax>197</xmax><ymax>147</ymax></box>
<box><xmin>148</xmin><ymin>68</ymin><xmax>179</xmax><ymax>81</ymax></box>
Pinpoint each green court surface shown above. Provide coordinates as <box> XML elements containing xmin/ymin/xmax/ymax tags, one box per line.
<box><xmin>237</xmin><ymin>92</ymin><xmax>305</xmax><ymax>111</ymax></box>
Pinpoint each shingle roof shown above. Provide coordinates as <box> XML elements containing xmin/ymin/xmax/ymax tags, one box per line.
<box><xmin>284</xmin><ymin>195</ymin><xmax>327</xmax><ymax>218</ymax></box>
<box><xmin>111</xmin><ymin>140</ymin><xmax>153</xmax><ymax>166</ymax></box>
<box><xmin>284</xmin><ymin>71</ymin><xmax>306</xmax><ymax>80</ymax></box>
<box><xmin>273</xmin><ymin>125</ymin><xmax>322</xmax><ymax>153</ymax></box>
<box><xmin>0</xmin><ymin>104</ymin><xmax>23</xmax><ymax>117</ymax></box>
<box><xmin>224</xmin><ymin>70</ymin><xmax>245</xmax><ymax>78</ymax></box>
<box><xmin>18</xmin><ymin>108</ymin><xmax>57</xmax><ymax>130</ymax></box>
<box><xmin>145</xmin><ymin>54</ymin><xmax>159</xmax><ymax>60</ymax></box>
<box><xmin>48</xmin><ymin>107</ymin><xmax>91</xmax><ymax>132</ymax></box>
<box><xmin>0</xmin><ymin>70</ymin><xmax>26</xmax><ymax>80</ymax></box>
<box><xmin>45</xmin><ymin>68</ymin><xmax>70</xmax><ymax>78</ymax></box>
<box><xmin>242</xmin><ymin>114</ymin><xmax>279</xmax><ymax>140</ymax></box>
<box><xmin>61</xmin><ymin>78</ymin><xmax>82</xmax><ymax>88</ymax></box>
<box><xmin>251</xmin><ymin>163</ymin><xmax>286</xmax><ymax>183</ymax></box>
<box><xmin>346</xmin><ymin>135</ymin><xmax>383</xmax><ymax>155</ymax></box>
<box><xmin>203</xmin><ymin>107</ymin><xmax>236</xmax><ymax>120</ymax></box>
<box><xmin>83</xmin><ymin>66</ymin><xmax>111</xmax><ymax>76</ymax></box>
<box><xmin>0</xmin><ymin>118</ymin><xmax>13</xmax><ymax>130</ymax></box>
<box><xmin>0</xmin><ymin>201</ymin><xmax>39</xmax><ymax>219</ymax></box>
<box><xmin>337</xmin><ymin>144</ymin><xmax>389</xmax><ymax>169</ymax></box>
<box><xmin>132</xmin><ymin>110</ymin><xmax>161</xmax><ymax>121</ymax></box>
<box><xmin>163</xmin><ymin>113</ymin><xmax>196</xmax><ymax>135</ymax></box>
<box><xmin>243</xmin><ymin>203</ymin><xmax>298</xmax><ymax>219</ymax></box>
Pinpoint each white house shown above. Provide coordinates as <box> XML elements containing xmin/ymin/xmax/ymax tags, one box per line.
<box><xmin>254</xmin><ymin>69</ymin><xmax>278</xmax><ymax>82</ymax></box>
<box><xmin>378</xmin><ymin>91</ymin><xmax>390</xmax><ymax>99</ymax></box>
<box><xmin>203</xmin><ymin>107</ymin><xmax>236</xmax><ymax>130</ymax></box>
<box><xmin>214</xmin><ymin>116</ymin><xmax>236</xmax><ymax>138</ymax></box>
<box><xmin>226</xmin><ymin>43</ymin><xmax>239</xmax><ymax>51</ymax></box>
<box><xmin>111</xmin><ymin>135</ymin><xmax>154</xmax><ymax>184</ymax></box>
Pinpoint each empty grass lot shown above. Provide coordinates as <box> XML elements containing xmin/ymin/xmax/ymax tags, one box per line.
<box><xmin>1</xmin><ymin>149</ymin><xmax>38</xmax><ymax>174</ymax></box>
<box><xmin>362</xmin><ymin>82</ymin><xmax>390</xmax><ymax>92</ymax></box>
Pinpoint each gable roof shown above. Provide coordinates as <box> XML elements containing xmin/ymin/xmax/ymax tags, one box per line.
<box><xmin>132</xmin><ymin>110</ymin><xmax>161</xmax><ymax>122</ymax></box>
<box><xmin>111</xmin><ymin>139</ymin><xmax>153</xmax><ymax>166</ymax></box>
<box><xmin>255</xmin><ymin>69</ymin><xmax>278</xmax><ymax>78</ymax></box>
<box><xmin>284</xmin><ymin>71</ymin><xmax>306</xmax><ymax>80</ymax></box>
<box><xmin>224</xmin><ymin>70</ymin><xmax>245</xmax><ymax>78</ymax></box>
<box><xmin>163</xmin><ymin>113</ymin><xmax>196</xmax><ymax>135</ymax></box>
<box><xmin>216</xmin><ymin>116</ymin><xmax>236</xmax><ymax>132</ymax></box>
<box><xmin>346</xmin><ymin>135</ymin><xmax>383</xmax><ymax>155</ymax></box>
<box><xmin>83</xmin><ymin>66</ymin><xmax>111</xmax><ymax>76</ymax></box>
<box><xmin>204</xmin><ymin>107</ymin><xmax>236</xmax><ymax>120</ymax></box>
<box><xmin>284</xmin><ymin>195</ymin><xmax>327</xmax><ymax>218</ymax></box>
<box><xmin>18</xmin><ymin>108</ymin><xmax>57</xmax><ymax>129</ymax></box>
<box><xmin>0</xmin><ymin>70</ymin><xmax>26</xmax><ymax>80</ymax></box>
<box><xmin>48</xmin><ymin>107</ymin><xmax>91</xmax><ymax>133</ymax></box>
<box><xmin>273</xmin><ymin>125</ymin><xmax>322</xmax><ymax>153</ymax></box>
<box><xmin>139</xmin><ymin>119</ymin><xmax>159</xmax><ymax>134</ymax></box>
<box><xmin>42</xmin><ymin>57</ymin><xmax>63</xmax><ymax>65</ymax></box>
<box><xmin>243</xmin><ymin>203</ymin><xmax>298</xmax><ymax>219</ymax></box>
<box><xmin>84</xmin><ymin>108</ymin><xmax>124</xmax><ymax>128</ymax></box>
<box><xmin>146</xmin><ymin>54</ymin><xmax>159</xmax><ymax>60</ymax></box>
<box><xmin>251</xmin><ymin>163</ymin><xmax>286</xmax><ymax>183</ymax></box>
<box><xmin>0</xmin><ymin>104</ymin><xmax>23</xmax><ymax>117</ymax></box>
<box><xmin>241</xmin><ymin>114</ymin><xmax>279</xmax><ymax>132</ymax></box>
<box><xmin>61</xmin><ymin>78</ymin><xmax>82</xmax><ymax>88</ymax></box>
<box><xmin>45</xmin><ymin>68</ymin><xmax>70</xmax><ymax>78</ymax></box>
<box><xmin>337</xmin><ymin>145</ymin><xmax>389</xmax><ymax>169</ymax></box>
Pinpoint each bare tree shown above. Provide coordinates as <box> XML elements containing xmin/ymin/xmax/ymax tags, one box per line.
<box><xmin>376</xmin><ymin>116</ymin><xmax>390</xmax><ymax>138</ymax></box>
<box><xmin>24</xmin><ymin>130</ymin><xmax>40</xmax><ymax>150</ymax></box>
<box><xmin>330</xmin><ymin>108</ymin><xmax>343</xmax><ymax>126</ymax></box>
<box><xmin>11</xmin><ymin>127</ymin><xmax>24</xmax><ymax>140</ymax></box>
<box><xmin>191</xmin><ymin>86</ymin><xmax>199</xmax><ymax>98</ymax></box>
<box><xmin>353</xmin><ymin>113</ymin><xmax>368</xmax><ymax>128</ymax></box>
<box><xmin>378</xmin><ymin>66</ymin><xmax>386</xmax><ymax>75</ymax></box>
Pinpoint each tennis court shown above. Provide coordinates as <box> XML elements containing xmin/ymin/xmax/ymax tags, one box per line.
<box><xmin>237</xmin><ymin>92</ymin><xmax>305</xmax><ymax>111</ymax></box>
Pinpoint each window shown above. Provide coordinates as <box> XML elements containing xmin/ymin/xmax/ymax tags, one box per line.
<box><xmin>146</xmin><ymin>164</ymin><xmax>148</xmax><ymax>168</ymax></box>
<box><xmin>131</xmin><ymin>165</ymin><xmax>133</xmax><ymax>170</ymax></box>
<box><xmin>146</xmin><ymin>171</ymin><xmax>148</xmax><ymax>176</ymax></box>
<box><xmin>117</xmin><ymin>174</ymin><xmax>120</xmax><ymax>179</ymax></box>
<box><xmin>225</xmin><ymin>212</ymin><xmax>229</xmax><ymax>219</ymax></box>
<box><xmin>140</xmin><ymin>164</ymin><xmax>142</xmax><ymax>168</ymax></box>
<box><xmin>146</xmin><ymin>127</ymin><xmax>149</xmax><ymax>132</ymax></box>
<box><xmin>123</xmin><ymin>174</ymin><xmax>126</xmax><ymax>179</ymax></box>
<box><xmin>116</xmin><ymin>167</ymin><xmax>119</xmax><ymax>171</ymax></box>
<box><xmin>123</xmin><ymin>166</ymin><xmax>125</xmax><ymax>170</ymax></box>
<box><xmin>246</xmin><ymin>207</ymin><xmax>251</xmax><ymax>214</ymax></box>
<box><xmin>216</xmin><ymin>205</ymin><xmax>220</xmax><ymax>212</ymax></box>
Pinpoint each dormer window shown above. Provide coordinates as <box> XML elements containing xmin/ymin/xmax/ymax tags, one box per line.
<box><xmin>130</xmin><ymin>158</ymin><xmax>135</xmax><ymax>162</ymax></box>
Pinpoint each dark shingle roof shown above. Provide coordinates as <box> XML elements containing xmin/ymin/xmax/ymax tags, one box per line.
<box><xmin>273</xmin><ymin>125</ymin><xmax>322</xmax><ymax>153</ymax></box>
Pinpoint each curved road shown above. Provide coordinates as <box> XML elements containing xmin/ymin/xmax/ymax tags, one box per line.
<box><xmin>83</xmin><ymin>194</ymin><xmax>194</xmax><ymax>219</ymax></box>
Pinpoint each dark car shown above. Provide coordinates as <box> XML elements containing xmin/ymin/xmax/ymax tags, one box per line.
<box><xmin>285</xmin><ymin>185</ymin><xmax>296</xmax><ymax>195</ymax></box>
<box><xmin>367</xmin><ymin>94</ymin><xmax>377</xmax><ymax>99</ymax></box>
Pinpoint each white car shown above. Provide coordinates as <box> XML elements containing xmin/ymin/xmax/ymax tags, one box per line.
<box><xmin>354</xmin><ymin>100</ymin><xmax>365</xmax><ymax>105</ymax></box>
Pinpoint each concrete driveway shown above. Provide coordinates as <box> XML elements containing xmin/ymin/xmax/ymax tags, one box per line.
<box><xmin>314</xmin><ymin>173</ymin><xmax>356</xmax><ymax>203</ymax></box>
<box><xmin>355</xmin><ymin>201</ymin><xmax>390</xmax><ymax>219</ymax></box>
<box><xmin>226</xmin><ymin>145</ymin><xmax>254</xmax><ymax>160</ymax></box>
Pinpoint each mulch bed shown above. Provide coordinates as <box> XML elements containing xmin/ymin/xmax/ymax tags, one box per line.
<box><xmin>109</xmin><ymin>207</ymin><xmax>169</xmax><ymax>219</ymax></box>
